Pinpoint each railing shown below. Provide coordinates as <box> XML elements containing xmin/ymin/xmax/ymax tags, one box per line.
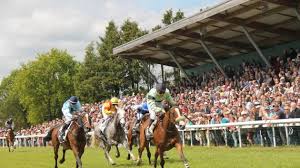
<box><xmin>1</xmin><ymin>118</ymin><xmax>300</xmax><ymax>148</ymax></box>
<box><xmin>180</xmin><ymin>118</ymin><xmax>300</xmax><ymax>147</ymax></box>
<box><xmin>0</xmin><ymin>134</ymin><xmax>47</xmax><ymax>147</ymax></box>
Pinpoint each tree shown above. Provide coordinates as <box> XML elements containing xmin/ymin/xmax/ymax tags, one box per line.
<box><xmin>0</xmin><ymin>70</ymin><xmax>28</xmax><ymax>129</ymax></box>
<box><xmin>162</xmin><ymin>9</ymin><xmax>185</xmax><ymax>26</ymax></box>
<box><xmin>14</xmin><ymin>49</ymin><xmax>78</xmax><ymax>124</ymax></box>
<box><xmin>75</xmin><ymin>42</ymin><xmax>106</xmax><ymax>103</ymax></box>
<box><xmin>152</xmin><ymin>25</ymin><xmax>162</xmax><ymax>32</ymax></box>
<box><xmin>119</xmin><ymin>19</ymin><xmax>149</xmax><ymax>91</ymax></box>
<box><xmin>96</xmin><ymin>21</ymin><xmax>124</xmax><ymax>96</ymax></box>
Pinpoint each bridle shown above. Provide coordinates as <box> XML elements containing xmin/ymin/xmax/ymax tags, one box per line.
<box><xmin>72</xmin><ymin>112</ymin><xmax>91</xmax><ymax>129</ymax></box>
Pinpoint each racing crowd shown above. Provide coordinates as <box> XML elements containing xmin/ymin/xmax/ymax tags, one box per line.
<box><xmin>1</xmin><ymin>48</ymin><xmax>300</xmax><ymax>147</ymax></box>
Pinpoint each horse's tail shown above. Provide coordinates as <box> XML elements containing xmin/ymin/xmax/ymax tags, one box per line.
<box><xmin>43</xmin><ymin>127</ymin><xmax>54</xmax><ymax>142</ymax></box>
<box><xmin>91</xmin><ymin>131</ymin><xmax>101</xmax><ymax>148</ymax></box>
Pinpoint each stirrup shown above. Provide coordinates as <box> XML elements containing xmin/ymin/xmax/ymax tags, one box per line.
<box><xmin>132</xmin><ymin>129</ymin><xmax>137</xmax><ymax>136</ymax></box>
<box><xmin>146</xmin><ymin>129</ymin><xmax>153</xmax><ymax>140</ymax></box>
<box><xmin>59</xmin><ymin>135</ymin><xmax>65</xmax><ymax>143</ymax></box>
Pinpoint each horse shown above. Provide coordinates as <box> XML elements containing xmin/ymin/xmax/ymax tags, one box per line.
<box><xmin>6</xmin><ymin>129</ymin><xmax>15</xmax><ymax>152</ymax></box>
<box><xmin>126</xmin><ymin>117</ymin><xmax>152</xmax><ymax>164</ymax></box>
<box><xmin>44</xmin><ymin>112</ymin><xmax>92</xmax><ymax>168</ymax></box>
<box><xmin>93</xmin><ymin>107</ymin><xmax>136</xmax><ymax>165</ymax></box>
<box><xmin>137</xmin><ymin>106</ymin><xmax>190</xmax><ymax>168</ymax></box>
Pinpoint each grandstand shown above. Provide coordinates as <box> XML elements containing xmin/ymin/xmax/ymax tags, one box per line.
<box><xmin>113</xmin><ymin>0</ymin><xmax>300</xmax><ymax>81</ymax></box>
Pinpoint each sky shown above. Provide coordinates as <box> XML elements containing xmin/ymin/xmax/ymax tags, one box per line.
<box><xmin>0</xmin><ymin>0</ymin><xmax>223</xmax><ymax>80</ymax></box>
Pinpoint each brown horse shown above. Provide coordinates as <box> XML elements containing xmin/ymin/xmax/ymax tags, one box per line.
<box><xmin>6</xmin><ymin>129</ymin><xmax>15</xmax><ymax>152</ymax></box>
<box><xmin>44</xmin><ymin>112</ymin><xmax>92</xmax><ymax>168</ymax></box>
<box><xmin>137</xmin><ymin>107</ymin><xmax>189</xmax><ymax>168</ymax></box>
<box><xmin>127</xmin><ymin>118</ymin><xmax>152</xmax><ymax>164</ymax></box>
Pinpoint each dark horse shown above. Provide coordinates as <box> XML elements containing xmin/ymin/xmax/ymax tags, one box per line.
<box><xmin>137</xmin><ymin>107</ymin><xmax>190</xmax><ymax>168</ymax></box>
<box><xmin>6</xmin><ymin>129</ymin><xmax>15</xmax><ymax>152</ymax></box>
<box><xmin>44</xmin><ymin>112</ymin><xmax>92</xmax><ymax>168</ymax></box>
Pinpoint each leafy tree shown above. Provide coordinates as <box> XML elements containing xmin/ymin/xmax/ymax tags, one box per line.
<box><xmin>152</xmin><ymin>25</ymin><xmax>162</xmax><ymax>32</ymax></box>
<box><xmin>162</xmin><ymin>9</ymin><xmax>185</xmax><ymax>26</ymax></box>
<box><xmin>0</xmin><ymin>70</ymin><xmax>27</xmax><ymax>129</ymax></box>
<box><xmin>96</xmin><ymin>21</ymin><xmax>124</xmax><ymax>96</ymax></box>
<box><xmin>14</xmin><ymin>49</ymin><xmax>78</xmax><ymax>124</ymax></box>
<box><xmin>75</xmin><ymin>42</ymin><xmax>106</xmax><ymax>103</ymax></box>
<box><xmin>119</xmin><ymin>19</ymin><xmax>149</xmax><ymax>91</ymax></box>
<box><xmin>173</xmin><ymin>9</ymin><xmax>184</xmax><ymax>23</ymax></box>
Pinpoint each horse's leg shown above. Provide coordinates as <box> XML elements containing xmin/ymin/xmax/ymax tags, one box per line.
<box><xmin>127</xmin><ymin>134</ymin><xmax>133</xmax><ymax>160</ymax></box>
<box><xmin>146</xmin><ymin>142</ymin><xmax>152</xmax><ymax>165</ymax></box>
<box><xmin>7</xmin><ymin>139</ymin><xmax>10</xmax><ymax>152</ymax></box>
<box><xmin>11</xmin><ymin>140</ymin><xmax>14</xmax><ymax>152</ymax></box>
<box><xmin>102</xmin><ymin>144</ymin><xmax>115</xmax><ymax>165</ymax></box>
<box><xmin>53</xmin><ymin>142</ymin><xmax>59</xmax><ymax>168</ymax></box>
<box><xmin>154</xmin><ymin>146</ymin><xmax>159</xmax><ymax>168</ymax></box>
<box><xmin>159</xmin><ymin>148</ymin><xmax>165</xmax><ymax>168</ymax></box>
<box><xmin>77</xmin><ymin>147</ymin><xmax>84</xmax><ymax>168</ymax></box>
<box><xmin>11</xmin><ymin>140</ymin><xmax>15</xmax><ymax>152</ymax></box>
<box><xmin>59</xmin><ymin>149</ymin><xmax>66</xmax><ymax>164</ymax></box>
<box><xmin>137</xmin><ymin>136</ymin><xmax>146</xmax><ymax>165</ymax></box>
<box><xmin>115</xmin><ymin>145</ymin><xmax>120</xmax><ymax>158</ymax></box>
<box><xmin>175</xmin><ymin>143</ymin><xmax>189</xmax><ymax>168</ymax></box>
<box><xmin>71</xmin><ymin>147</ymin><xmax>82</xmax><ymax>168</ymax></box>
<box><xmin>123</xmin><ymin>137</ymin><xmax>136</xmax><ymax>161</ymax></box>
<box><xmin>127</xmin><ymin>141</ymin><xmax>132</xmax><ymax>160</ymax></box>
<box><xmin>68</xmin><ymin>138</ymin><xmax>83</xmax><ymax>168</ymax></box>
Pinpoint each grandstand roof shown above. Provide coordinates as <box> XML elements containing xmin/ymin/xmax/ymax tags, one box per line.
<box><xmin>113</xmin><ymin>0</ymin><xmax>300</xmax><ymax>68</ymax></box>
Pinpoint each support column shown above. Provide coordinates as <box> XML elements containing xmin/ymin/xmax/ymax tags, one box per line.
<box><xmin>241</xmin><ymin>26</ymin><xmax>271</xmax><ymax>67</ymax></box>
<box><xmin>161</xmin><ymin>64</ymin><xmax>164</xmax><ymax>82</ymax></box>
<box><xmin>165</xmin><ymin>50</ymin><xmax>193</xmax><ymax>84</ymax></box>
<box><xmin>198</xmin><ymin>39</ymin><xmax>227</xmax><ymax>78</ymax></box>
<box><xmin>141</xmin><ymin>61</ymin><xmax>158</xmax><ymax>84</ymax></box>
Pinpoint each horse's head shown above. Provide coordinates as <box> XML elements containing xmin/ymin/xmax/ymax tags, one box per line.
<box><xmin>168</xmin><ymin>107</ymin><xmax>185</xmax><ymax>124</ymax></box>
<box><xmin>116</xmin><ymin>107</ymin><xmax>126</xmax><ymax>126</ymax></box>
<box><xmin>79</xmin><ymin>112</ymin><xmax>92</xmax><ymax>132</ymax></box>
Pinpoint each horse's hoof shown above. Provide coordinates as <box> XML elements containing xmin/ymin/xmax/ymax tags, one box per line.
<box><xmin>111</xmin><ymin>162</ymin><xmax>116</xmax><ymax>165</ymax></box>
<box><xmin>115</xmin><ymin>154</ymin><xmax>120</xmax><ymax>158</ymax></box>
<box><xmin>136</xmin><ymin>160</ymin><xmax>141</xmax><ymax>166</ymax></box>
<box><xmin>59</xmin><ymin>159</ymin><xmax>65</xmax><ymax>164</ymax></box>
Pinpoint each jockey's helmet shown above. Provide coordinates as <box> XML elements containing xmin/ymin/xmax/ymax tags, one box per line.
<box><xmin>142</xmin><ymin>103</ymin><xmax>149</xmax><ymax>111</ymax></box>
<box><xmin>69</xmin><ymin>96</ymin><xmax>78</xmax><ymax>104</ymax></box>
<box><xmin>103</xmin><ymin>101</ymin><xmax>112</xmax><ymax>111</ymax></box>
<box><xmin>111</xmin><ymin>97</ymin><xmax>119</xmax><ymax>105</ymax></box>
<box><xmin>156</xmin><ymin>83</ymin><xmax>166</xmax><ymax>94</ymax></box>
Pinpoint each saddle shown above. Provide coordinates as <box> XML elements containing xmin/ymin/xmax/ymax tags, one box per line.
<box><xmin>58</xmin><ymin>122</ymin><xmax>73</xmax><ymax>143</ymax></box>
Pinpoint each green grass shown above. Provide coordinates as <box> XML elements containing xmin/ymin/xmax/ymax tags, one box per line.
<box><xmin>0</xmin><ymin>146</ymin><xmax>300</xmax><ymax>168</ymax></box>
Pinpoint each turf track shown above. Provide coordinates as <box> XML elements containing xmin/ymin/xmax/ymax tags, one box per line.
<box><xmin>0</xmin><ymin>146</ymin><xmax>299</xmax><ymax>168</ymax></box>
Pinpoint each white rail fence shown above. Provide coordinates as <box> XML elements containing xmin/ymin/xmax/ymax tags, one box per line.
<box><xmin>1</xmin><ymin>118</ymin><xmax>300</xmax><ymax>148</ymax></box>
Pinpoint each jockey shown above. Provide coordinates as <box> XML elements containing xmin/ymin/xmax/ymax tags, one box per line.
<box><xmin>100</xmin><ymin>97</ymin><xmax>119</xmax><ymax>135</ymax></box>
<box><xmin>5</xmin><ymin>118</ymin><xmax>14</xmax><ymax>131</ymax></box>
<box><xmin>132</xmin><ymin>102</ymin><xmax>149</xmax><ymax>135</ymax></box>
<box><xmin>59</xmin><ymin>96</ymin><xmax>82</xmax><ymax>142</ymax></box>
<box><xmin>146</xmin><ymin>83</ymin><xmax>176</xmax><ymax>140</ymax></box>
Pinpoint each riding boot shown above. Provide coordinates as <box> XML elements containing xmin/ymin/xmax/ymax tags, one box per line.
<box><xmin>146</xmin><ymin>119</ymin><xmax>156</xmax><ymax>140</ymax></box>
<box><xmin>132</xmin><ymin>120</ymin><xmax>140</xmax><ymax>136</ymax></box>
<box><xmin>59</xmin><ymin>123</ymin><xmax>69</xmax><ymax>142</ymax></box>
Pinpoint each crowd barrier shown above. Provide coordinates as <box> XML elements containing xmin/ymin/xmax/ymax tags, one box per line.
<box><xmin>1</xmin><ymin>118</ymin><xmax>300</xmax><ymax>148</ymax></box>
